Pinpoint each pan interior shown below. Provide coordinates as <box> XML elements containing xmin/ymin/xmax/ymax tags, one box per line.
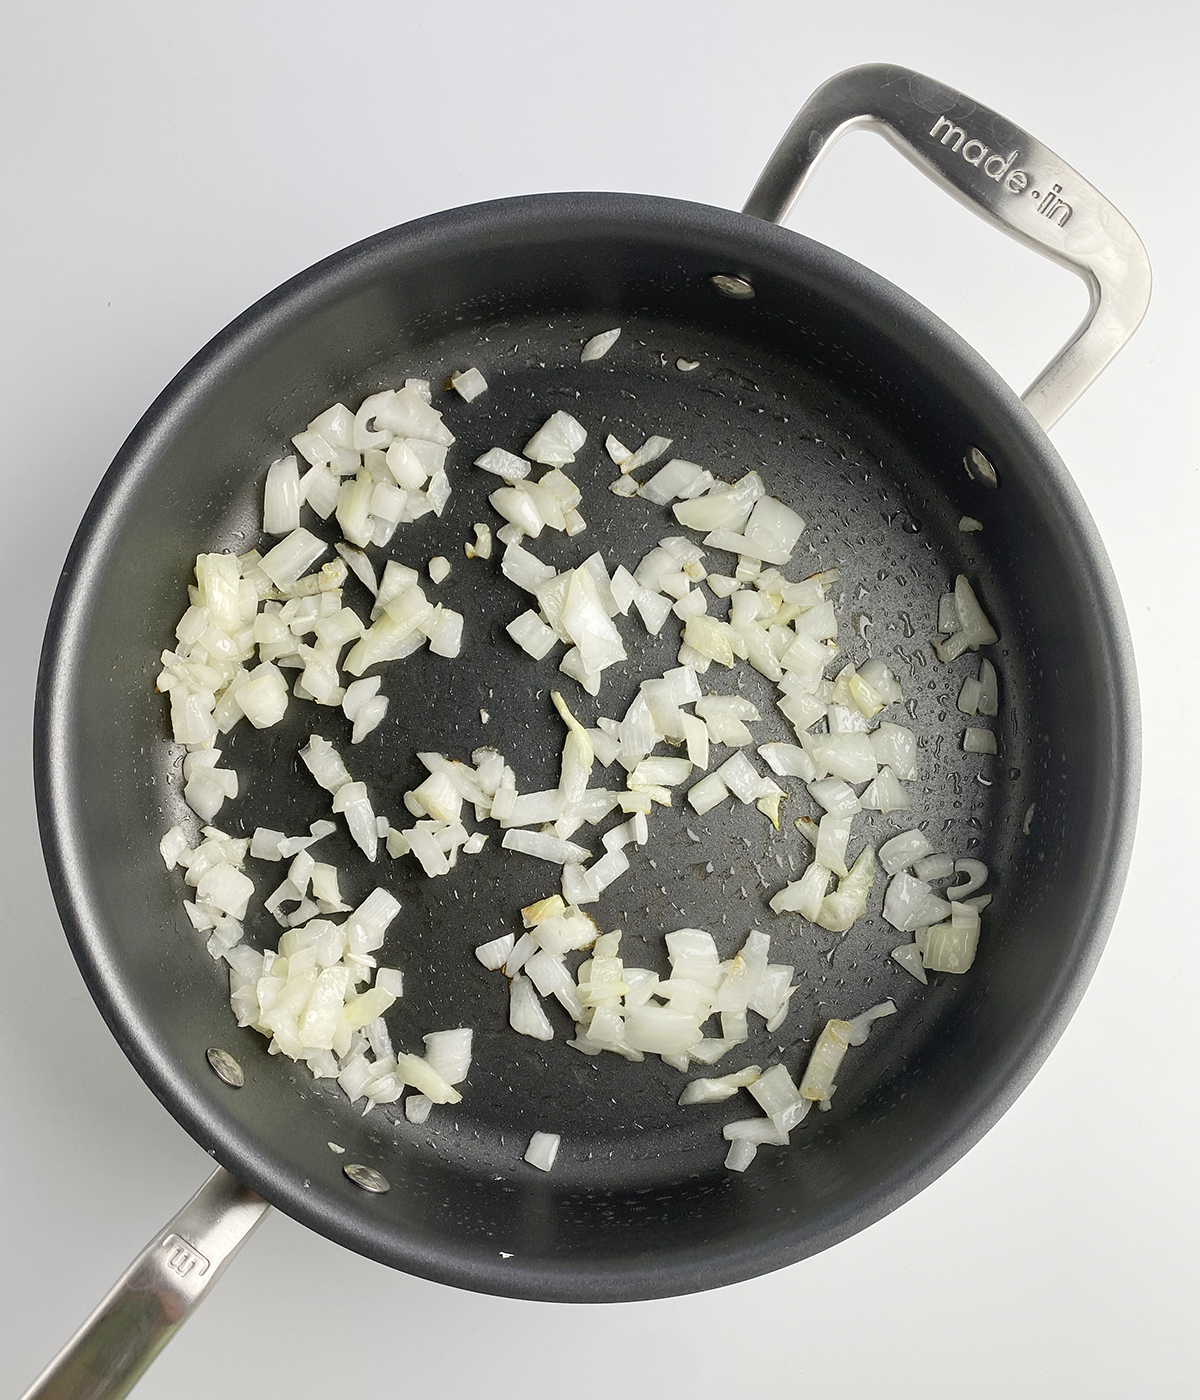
<box><xmin>41</xmin><ymin>196</ymin><xmax>1130</xmax><ymax>1299</ymax></box>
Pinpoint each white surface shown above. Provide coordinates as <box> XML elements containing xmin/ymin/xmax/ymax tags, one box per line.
<box><xmin>2</xmin><ymin>1</ymin><xmax>1197</xmax><ymax>1395</ymax></box>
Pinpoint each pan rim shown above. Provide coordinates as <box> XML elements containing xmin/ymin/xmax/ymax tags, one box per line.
<box><xmin>33</xmin><ymin>189</ymin><xmax>1140</xmax><ymax>1301</ymax></box>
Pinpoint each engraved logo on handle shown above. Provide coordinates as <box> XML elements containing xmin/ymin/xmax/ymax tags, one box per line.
<box><xmin>161</xmin><ymin>1233</ymin><xmax>211</xmax><ymax>1278</ymax></box>
<box><xmin>927</xmin><ymin>115</ymin><xmax>1072</xmax><ymax>225</ymax></box>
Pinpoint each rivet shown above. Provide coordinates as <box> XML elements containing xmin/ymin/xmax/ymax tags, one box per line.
<box><xmin>343</xmin><ymin>1162</ymin><xmax>390</xmax><ymax>1194</ymax></box>
<box><xmin>206</xmin><ymin>1047</ymin><xmax>245</xmax><ymax>1088</ymax></box>
<box><xmin>710</xmin><ymin>274</ymin><xmax>755</xmax><ymax>300</ymax></box>
<box><xmin>964</xmin><ymin>446</ymin><xmax>999</xmax><ymax>488</ymax></box>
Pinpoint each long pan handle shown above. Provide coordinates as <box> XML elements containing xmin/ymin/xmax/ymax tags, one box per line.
<box><xmin>20</xmin><ymin>1168</ymin><xmax>268</xmax><ymax>1400</ymax></box>
<box><xmin>743</xmin><ymin>62</ymin><xmax>1151</xmax><ymax>431</ymax></box>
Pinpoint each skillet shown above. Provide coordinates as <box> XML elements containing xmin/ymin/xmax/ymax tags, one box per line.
<box><xmin>27</xmin><ymin>63</ymin><xmax>1149</xmax><ymax>1400</ymax></box>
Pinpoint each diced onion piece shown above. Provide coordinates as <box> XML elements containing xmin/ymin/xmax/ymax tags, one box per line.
<box><xmin>963</xmin><ymin>727</ymin><xmax>998</xmax><ymax>754</ymax></box>
<box><xmin>891</xmin><ymin>943</ymin><xmax>928</xmax><ymax>983</ymax></box>
<box><xmin>977</xmin><ymin>658</ymin><xmax>999</xmax><ymax>717</ymax></box>
<box><xmin>958</xmin><ymin>676</ymin><xmax>982</xmax><ymax>716</ymax></box>
<box><xmin>501</xmin><ymin>541</ymin><xmax>556</xmax><ymax>594</ymax></box>
<box><xmin>507</xmin><ymin>610</ymin><xmax>557</xmax><ymax>660</ymax></box>
<box><xmin>332</xmin><ymin>780</ymin><xmax>378</xmax><ymax>860</ymax></box>
<box><xmin>687</xmin><ymin>773</ymin><xmax>729</xmax><ymax>814</ymax></box>
<box><xmin>259</xmin><ymin>529</ymin><xmax>328</xmax><ymax>588</ymax></box>
<box><xmin>858</xmin><ymin>658</ymin><xmax>902</xmax><ymax>702</ymax></box>
<box><xmin>605</xmin><ymin>435</ymin><xmax>632</xmax><ymax>467</ymax></box>
<box><xmin>423</xmin><ymin>1028</ymin><xmax>473</xmax><ymax>1084</ymax></box>
<box><xmin>769</xmin><ymin>860</ymin><xmax>829</xmax><ymax>920</ymax></box>
<box><xmin>236</xmin><ymin>663</ymin><xmax>289</xmax><ymax>729</ymax></box>
<box><xmin>524</xmin><ymin>1130</ymin><xmax>561</xmax><ymax>1171</ymax></box>
<box><xmin>922</xmin><ymin>909</ymin><xmax>981</xmax><ymax>973</ymax></box>
<box><xmin>758</xmin><ymin>742</ymin><xmax>817</xmax><ymax>781</ymax></box>
<box><xmin>747</xmin><ymin>1063</ymin><xmax>810</xmax><ymax>1133</ymax></box>
<box><xmin>451</xmin><ymin>367</ymin><xmax>488</xmax><ymax>401</ymax></box>
<box><xmin>490</xmin><ymin>485</ymin><xmax>543</xmax><ymax>537</ymax></box>
<box><xmin>473</xmin><ymin>448</ymin><xmax>529</xmax><ymax>484</ymax></box>
<box><xmin>913</xmin><ymin>853</ymin><xmax>954</xmax><ymax>881</ymax></box>
<box><xmin>510</xmin><ymin>975</ymin><xmax>555</xmax><ymax>1040</ymax></box>
<box><xmin>814</xmin><ymin>845</ymin><xmax>876</xmax><ymax>933</ymax></box>
<box><xmin>846</xmin><ymin>999</ymin><xmax>895</xmax><ymax>1045</ymax></box>
<box><xmin>503</xmin><ymin>829</ymin><xmax>590</xmax><ymax>865</ymax></box>
<box><xmin>859</xmin><ymin>765</ymin><xmax>911</xmax><ymax>814</ymax></box>
<box><xmin>878</xmin><ymin>828</ymin><xmax>934</xmax><ymax>876</ymax></box>
<box><xmin>394</xmin><ymin>1052</ymin><xmax>461</xmax><ymax>1104</ymax></box>
<box><xmin>581</xmin><ymin>328</ymin><xmax>621</xmax><ymax>362</ymax></box>
<box><xmin>624</xmin><ymin>1004</ymin><xmax>703</xmax><ymax>1056</ymax></box>
<box><xmin>884</xmin><ymin>871</ymin><xmax>936</xmax><ymax>931</ymax></box>
<box><xmin>159</xmin><ymin>826</ymin><xmax>190</xmax><ymax>870</ymax></box>
<box><xmin>679</xmin><ymin>1064</ymin><xmax>762</xmax><ymax>1105</ymax></box>
<box><xmin>473</xmin><ymin>935</ymin><xmax>515</xmax><ymax>968</ymax></box>
<box><xmin>623</xmin><ymin>435</ymin><xmax>673</xmax><ymax>474</ymax></box>
<box><xmin>673</xmin><ymin>472</ymin><xmax>764</xmax><ymax>533</ymax></box>
<box><xmin>869</xmin><ymin>723</ymin><xmax>918</xmax><ymax>779</ymax></box>
<box><xmin>524</xmin><ymin>411</ymin><xmax>587</xmax><ymax>467</ymax></box>
<box><xmin>722</xmin><ymin>1117</ymin><xmax>788</xmax><ymax>1146</ymax></box>
<box><xmin>799</xmin><ymin>1019</ymin><xmax>852</xmax><ymax>1104</ymax></box>
<box><xmin>936</xmin><ymin>575</ymin><xmax>999</xmax><ymax>661</ymax></box>
<box><xmin>263</xmin><ymin>456</ymin><xmax>301</xmax><ymax>535</ymax></box>
<box><xmin>725</xmin><ymin>1139</ymin><xmax>758</xmax><ymax>1171</ymax></box>
<box><xmin>428</xmin><ymin>609</ymin><xmax>463</xmax><ymax>658</ymax></box>
<box><xmin>948</xmin><ymin>859</ymin><xmax>988</xmax><ymax>901</ymax></box>
<box><xmin>640</xmin><ymin>459</ymin><xmax>714</xmax><ymax>506</ymax></box>
<box><xmin>808</xmin><ymin>778</ymin><xmax>860</xmax><ymax>820</ymax></box>
<box><xmin>405</xmin><ymin>1093</ymin><xmax>433</xmax><ymax>1123</ymax></box>
<box><xmin>742</xmin><ymin>495</ymin><xmax>806</xmax><ymax>562</ymax></box>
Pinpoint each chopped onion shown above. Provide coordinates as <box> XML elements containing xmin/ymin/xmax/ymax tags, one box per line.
<box><xmin>687</xmin><ymin>773</ymin><xmax>729</xmax><ymax>814</ymax></box>
<box><xmin>524</xmin><ymin>1130</ymin><xmax>561</xmax><ymax>1171</ymax></box>
<box><xmin>510</xmin><ymin>974</ymin><xmax>555</xmax><ymax>1039</ymax></box>
<box><xmin>451</xmin><ymin>367</ymin><xmax>488</xmax><ymax>401</ymax></box>
<box><xmin>891</xmin><ymin>943</ymin><xmax>928</xmax><ymax>983</ymax></box>
<box><xmin>948</xmin><ymin>859</ymin><xmax>988</xmax><ymax>901</ymax></box>
<box><xmin>878</xmin><ymin>828</ymin><xmax>934</xmax><ymax>875</ymax></box>
<box><xmin>640</xmin><ymin>459</ymin><xmax>714</xmax><ymax>505</ymax></box>
<box><xmin>679</xmin><ymin>1064</ymin><xmax>762</xmax><ymax>1105</ymax></box>
<box><xmin>259</xmin><ymin>528</ymin><xmax>328</xmax><ymax>588</ymax></box>
<box><xmin>747</xmin><ymin>1063</ymin><xmax>810</xmax><ymax>1133</ymax></box>
<box><xmin>936</xmin><ymin>575</ymin><xmax>999</xmax><ymax>661</ymax></box>
<box><xmin>922</xmin><ymin>908</ymin><xmax>980</xmax><ymax>973</ymax></box>
<box><xmin>798</xmin><ymin>1019</ymin><xmax>852</xmax><ymax>1104</ymax></box>
<box><xmin>405</xmin><ymin>1093</ymin><xmax>433</xmax><ymax>1124</ymax></box>
<box><xmin>524</xmin><ymin>412</ymin><xmax>587</xmax><ymax>467</ymax></box>
<box><xmin>263</xmin><ymin>456</ymin><xmax>301</xmax><ymax>535</ymax></box>
<box><xmin>913</xmin><ymin>853</ymin><xmax>954</xmax><ymax>881</ymax></box>
<box><xmin>622</xmin><ymin>435</ymin><xmax>673</xmax><ymax>475</ymax></box>
<box><xmin>963</xmin><ymin>727</ymin><xmax>998</xmax><ymax>754</ymax></box>
<box><xmin>581</xmin><ymin>328</ymin><xmax>621</xmax><ymax>362</ymax></box>
<box><xmin>423</xmin><ymin>1028</ymin><xmax>473</xmax><ymax>1084</ymax></box>
<box><xmin>476</xmin><ymin>446</ymin><xmax>530</xmax><ymax>481</ymax></box>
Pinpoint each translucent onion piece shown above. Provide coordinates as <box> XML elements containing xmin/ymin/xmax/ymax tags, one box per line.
<box><xmin>524</xmin><ymin>1131</ymin><xmax>561</xmax><ymax>1171</ymax></box>
<box><xmin>581</xmin><ymin>328</ymin><xmax>621</xmax><ymax>362</ymax></box>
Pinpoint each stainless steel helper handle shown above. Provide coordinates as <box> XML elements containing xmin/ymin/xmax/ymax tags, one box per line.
<box><xmin>743</xmin><ymin>63</ymin><xmax>1151</xmax><ymax>431</ymax></box>
<box><xmin>21</xmin><ymin>1168</ymin><xmax>268</xmax><ymax>1400</ymax></box>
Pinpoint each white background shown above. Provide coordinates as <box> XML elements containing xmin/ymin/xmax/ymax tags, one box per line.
<box><xmin>3</xmin><ymin>2</ymin><xmax>1197</xmax><ymax>1395</ymax></box>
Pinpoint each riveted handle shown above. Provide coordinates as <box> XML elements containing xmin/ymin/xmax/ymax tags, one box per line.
<box><xmin>20</xmin><ymin>1169</ymin><xmax>268</xmax><ymax>1400</ymax></box>
<box><xmin>744</xmin><ymin>63</ymin><xmax>1151</xmax><ymax>430</ymax></box>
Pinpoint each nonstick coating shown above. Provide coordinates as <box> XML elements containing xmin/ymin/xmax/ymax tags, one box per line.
<box><xmin>35</xmin><ymin>193</ymin><xmax>1137</xmax><ymax>1302</ymax></box>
